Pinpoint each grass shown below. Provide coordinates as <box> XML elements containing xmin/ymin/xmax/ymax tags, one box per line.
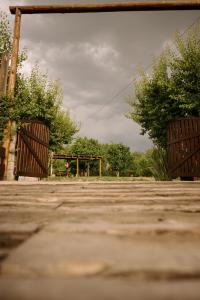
<box><xmin>44</xmin><ymin>176</ymin><xmax>154</xmax><ymax>182</ymax></box>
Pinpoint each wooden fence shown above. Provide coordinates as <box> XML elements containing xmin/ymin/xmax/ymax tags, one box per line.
<box><xmin>167</xmin><ymin>118</ymin><xmax>200</xmax><ymax>178</ymax></box>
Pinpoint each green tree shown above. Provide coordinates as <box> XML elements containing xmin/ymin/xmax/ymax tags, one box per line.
<box><xmin>149</xmin><ymin>147</ymin><xmax>169</xmax><ymax>180</ymax></box>
<box><xmin>106</xmin><ymin>143</ymin><xmax>132</xmax><ymax>176</ymax></box>
<box><xmin>14</xmin><ymin>66</ymin><xmax>79</xmax><ymax>151</ymax></box>
<box><xmin>0</xmin><ymin>11</ymin><xmax>11</xmax><ymax>143</ymax></box>
<box><xmin>69</xmin><ymin>136</ymin><xmax>102</xmax><ymax>156</ymax></box>
<box><xmin>0</xmin><ymin>12</ymin><xmax>78</xmax><ymax>151</ymax></box>
<box><xmin>130</xmin><ymin>151</ymin><xmax>153</xmax><ymax>177</ymax></box>
<box><xmin>0</xmin><ymin>11</ymin><xmax>11</xmax><ymax>55</ymax></box>
<box><xmin>67</xmin><ymin>137</ymin><xmax>102</xmax><ymax>176</ymax></box>
<box><xmin>128</xmin><ymin>26</ymin><xmax>200</xmax><ymax>149</ymax></box>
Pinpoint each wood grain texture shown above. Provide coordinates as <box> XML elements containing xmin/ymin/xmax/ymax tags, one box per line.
<box><xmin>10</xmin><ymin>1</ymin><xmax>200</xmax><ymax>14</ymax></box>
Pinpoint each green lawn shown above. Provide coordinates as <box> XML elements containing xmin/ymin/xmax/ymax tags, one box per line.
<box><xmin>44</xmin><ymin>176</ymin><xmax>154</xmax><ymax>182</ymax></box>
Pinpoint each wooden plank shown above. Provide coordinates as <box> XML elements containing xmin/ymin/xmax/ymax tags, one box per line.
<box><xmin>9</xmin><ymin>1</ymin><xmax>200</xmax><ymax>14</ymax></box>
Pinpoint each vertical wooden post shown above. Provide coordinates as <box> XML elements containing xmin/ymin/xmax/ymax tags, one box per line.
<box><xmin>3</xmin><ymin>8</ymin><xmax>21</xmax><ymax>180</ymax></box>
<box><xmin>76</xmin><ymin>157</ymin><xmax>79</xmax><ymax>177</ymax></box>
<box><xmin>99</xmin><ymin>158</ymin><xmax>102</xmax><ymax>177</ymax></box>
<box><xmin>50</xmin><ymin>151</ymin><xmax>53</xmax><ymax>176</ymax></box>
<box><xmin>87</xmin><ymin>162</ymin><xmax>90</xmax><ymax>177</ymax></box>
<box><xmin>0</xmin><ymin>52</ymin><xmax>9</xmax><ymax>96</ymax></box>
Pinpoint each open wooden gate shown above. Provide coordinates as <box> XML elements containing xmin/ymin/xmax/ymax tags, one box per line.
<box><xmin>15</xmin><ymin>121</ymin><xmax>49</xmax><ymax>178</ymax></box>
<box><xmin>167</xmin><ymin>118</ymin><xmax>200</xmax><ymax>178</ymax></box>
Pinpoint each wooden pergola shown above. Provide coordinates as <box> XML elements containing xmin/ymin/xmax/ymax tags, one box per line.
<box><xmin>2</xmin><ymin>1</ymin><xmax>200</xmax><ymax>180</ymax></box>
<box><xmin>53</xmin><ymin>154</ymin><xmax>102</xmax><ymax>177</ymax></box>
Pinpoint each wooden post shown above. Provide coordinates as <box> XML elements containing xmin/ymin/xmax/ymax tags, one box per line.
<box><xmin>3</xmin><ymin>8</ymin><xmax>21</xmax><ymax>180</ymax></box>
<box><xmin>76</xmin><ymin>157</ymin><xmax>79</xmax><ymax>177</ymax></box>
<box><xmin>99</xmin><ymin>158</ymin><xmax>102</xmax><ymax>177</ymax></box>
<box><xmin>0</xmin><ymin>52</ymin><xmax>9</xmax><ymax>96</ymax></box>
<box><xmin>87</xmin><ymin>162</ymin><xmax>90</xmax><ymax>177</ymax></box>
<box><xmin>50</xmin><ymin>151</ymin><xmax>53</xmax><ymax>176</ymax></box>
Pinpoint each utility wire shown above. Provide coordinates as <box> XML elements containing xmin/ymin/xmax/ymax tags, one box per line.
<box><xmin>82</xmin><ymin>15</ymin><xmax>200</xmax><ymax>122</ymax></box>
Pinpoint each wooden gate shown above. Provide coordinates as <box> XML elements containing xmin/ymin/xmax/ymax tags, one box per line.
<box><xmin>15</xmin><ymin>121</ymin><xmax>49</xmax><ymax>178</ymax></box>
<box><xmin>167</xmin><ymin>118</ymin><xmax>200</xmax><ymax>178</ymax></box>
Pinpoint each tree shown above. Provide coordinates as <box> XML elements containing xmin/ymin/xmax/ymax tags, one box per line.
<box><xmin>69</xmin><ymin>137</ymin><xmax>102</xmax><ymax>156</ymax></box>
<box><xmin>0</xmin><ymin>11</ymin><xmax>11</xmax><ymax>56</ymax></box>
<box><xmin>14</xmin><ymin>66</ymin><xmax>79</xmax><ymax>151</ymax></box>
<box><xmin>128</xmin><ymin>26</ymin><xmax>200</xmax><ymax>149</ymax></box>
<box><xmin>0</xmin><ymin>11</ymin><xmax>11</xmax><ymax>143</ymax></box>
<box><xmin>106</xmin><ymin>143</ymin><xmax>132</xmax><ymax>176</ymax></box>
<box><xmin>66</xmin><ymin>137</ymin><xmax>102</xmax><ymax>176</ymax></box>
<box><xmin>130</xmin><ymin>151</ymin><xmax>153</xmax><ymax>177</ymax></box>
<box><xmin>0</xmin><ymin>11</ymin><xmax>79</xmax><ymax>152</ymax></box>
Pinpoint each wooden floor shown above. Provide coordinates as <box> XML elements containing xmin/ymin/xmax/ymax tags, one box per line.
<box><xmin>0</xmin><ymin>181</ymin><xmax>200</xmax><ymax>299</ymax></box>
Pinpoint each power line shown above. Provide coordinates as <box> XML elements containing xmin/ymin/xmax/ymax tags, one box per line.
<box><xmin>82</xmin><ymin>15</ymin><xmax>200</xmax><ymax>122</ymax></box>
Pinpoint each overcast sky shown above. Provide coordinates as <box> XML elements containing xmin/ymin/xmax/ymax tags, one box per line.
<box><xmin>1</xmin><ymin>0</ymin><xmax>200</xmax><ymax>151</ymax></box>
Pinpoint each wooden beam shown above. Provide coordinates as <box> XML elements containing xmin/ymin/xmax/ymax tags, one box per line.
<box><xmin>3</xmin><ymin>8</ymin><xmax>21</xmax><ymax>180</ymax></box>
<box><xmin>10</xmin><ymin>1</ymin><xmax>200</xmax><ymax>15</ymax></box>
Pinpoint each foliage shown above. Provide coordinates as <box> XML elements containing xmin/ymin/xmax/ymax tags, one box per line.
<box><xmin>128</xmin><ymin>25</ymin><xmax>200</xmax><ymax>149</ymax></box>
<box><xmin>0</xmin><ymin>96</ymin><xmax>10</xmax><ymax>143</ymax></box>
<box><xmin>69</xmin><ymin>137</ymin><xmax>102</xmax><ymax>156</ymax></box>
<box><xmin>64</xmin><ymin>137</ymin><xmax>102</xmax><ymax>176</ymax></box>
<box><xmin>0</xmin><ymin>12</ymin><xmax>78</xmax><ymax>151</ymax></box>
<box><xmin>14</xmin><ymin>66</ymin><xmax>79</xmax><ymax>151</ymax></box>
<box><xmin>149</xmin><ymin>147</ymin><xmax>170</xmax><ymax>181</ymax></box>
<box><xmin>106</xmin><ymin>143</ymin><xmax>132</xmax><ymax>176</ymax></box>
<box><xmin>130</xmin><ymin>151</ymin><xmax>153</xmax><ymax>177</ymax></box>
<box><xmin>0</xmin><ymin>11</ymin><xmax>11</xmax><ymax>56</ymax></box>
<box><xmin>0</xmin><ymin>11</ymin><xmax>11</xmax><ymax>143</ymax></box>
<box><xmin>53</xmin><ymin>136</ymin><xmax>169</xmax><ymax>179</ymax></box>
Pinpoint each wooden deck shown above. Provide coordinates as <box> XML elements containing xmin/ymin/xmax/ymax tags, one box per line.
<box><xmin>0</xmin><ymin>181</ymin><xmax>200</xmax><ymax>299</ymax></box>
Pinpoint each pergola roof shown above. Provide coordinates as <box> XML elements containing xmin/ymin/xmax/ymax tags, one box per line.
<box><xmin>53</xmin><ymin>154</ymin><xmax>102</xmax><ymax>161</ymax></box>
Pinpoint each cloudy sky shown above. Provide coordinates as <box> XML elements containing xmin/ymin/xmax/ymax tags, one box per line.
<box><xmin>1</xmin><ymin>0</ymin><xmax>200</xmax><ymax>151</ymax></box>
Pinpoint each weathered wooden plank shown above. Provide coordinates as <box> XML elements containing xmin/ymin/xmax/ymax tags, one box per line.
<box><xmin>10</xmin><ymin>1</ymin><xmax>200</xmax><ymax>15</ymax></box>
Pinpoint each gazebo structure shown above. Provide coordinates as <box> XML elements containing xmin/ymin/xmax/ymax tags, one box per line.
<box><xmin>53</xmin><ymin>154</ymin><xmax>102</xmax><ymax>177</ymax></box>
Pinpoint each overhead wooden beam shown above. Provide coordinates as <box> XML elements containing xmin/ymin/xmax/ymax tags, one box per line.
<box><xmin>10</xmin><ymin>1</ymin><xmax>200</xmax><ymax>15</ymax></box>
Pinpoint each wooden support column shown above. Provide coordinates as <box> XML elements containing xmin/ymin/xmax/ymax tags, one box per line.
<box><xmin>0</xmin><ymin>52</ymin><xmax>9</xmax><ymax>96</ymax></box>
<box><xmin>3</xmin><ymin>8</ymin><xmax>21</xmax><ymax>180</ymax></box>
<box><xmin>76</xmin><ymin>157</ymin><xmax>79</xmax><ymax>177</ymax></box>
<box><xmin>87</xmin><ymin>162</ymin><xmax>90</xmax><ymax>177</ymax></box>
<box><xmin>99</xmin><ymin>158</ymin><xmax>102</xmax><ymax>177</ymax></box>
